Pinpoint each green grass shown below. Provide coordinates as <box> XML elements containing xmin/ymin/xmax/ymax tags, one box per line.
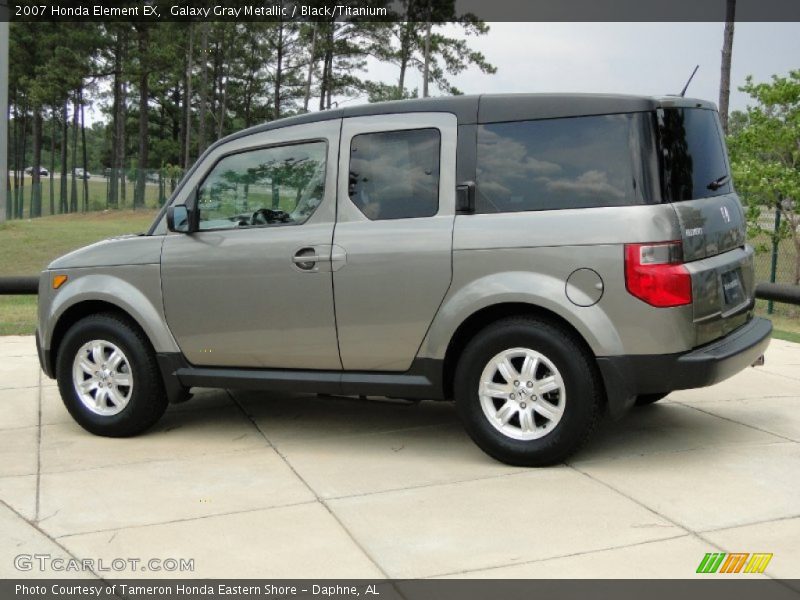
<box><xmin>0</xmin><ymin>209</ymin><xmax>158</xmax><ymax>276</ymax></box>
<box><xmin>773</xmin><ymin>328</ymin><xmax>800</xmax><ymax>344</ymax></box>
<box><xmin>0</xmin><ymin>296</ymin><xmax>37</xmax><ymax>336</ymax></box>
<box><xmin>9</xmin><ymin>174</ymin><xmax>169</xmax><ymax>216</ymax></box>
<box><xmin>0</xmin><ymin>209</ymin><xmax>158</xmax><ymax>335</ymax></box>
<box><xmin>757</xmin><ymin>310</ymin><xmax>800</xmax><ymax>343</ymax></box>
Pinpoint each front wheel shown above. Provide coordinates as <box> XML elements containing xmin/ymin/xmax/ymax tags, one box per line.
<box><xmin>454</xmin><ymin>317</ymin><xmax>603</xmax><ymax>467</ymax></box>
<box><xmin>56</xmin><ymin>313</ymin><xmax>168</xmax><ymax>437</ymax></box>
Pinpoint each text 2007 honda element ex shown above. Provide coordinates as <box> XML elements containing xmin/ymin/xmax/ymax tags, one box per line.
<box><xmin>36</xmin><ymin>94</ymin><xmax>771</xmax><ymax>466</ymax></box>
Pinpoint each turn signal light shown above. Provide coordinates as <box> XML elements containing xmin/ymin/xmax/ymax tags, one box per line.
<box><xmin>624</xmin><ymin>242</ymin><xmax>692</xmax><ymax>307</ymax></box>
<box><xmin>52</xmin><ymin>274</ymin><xmax>68</xmax><ymax>289</ymax></box>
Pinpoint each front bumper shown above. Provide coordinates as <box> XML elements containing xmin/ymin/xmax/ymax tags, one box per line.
<box><xmin>35</xmin><ymin>329</ymin><xmax>54</xmax><ymax>378</ymax></box>
<box><xmin>598</xmin><ymin>317</ymin><xmax>772</xmax><ymax>418</ymax></box>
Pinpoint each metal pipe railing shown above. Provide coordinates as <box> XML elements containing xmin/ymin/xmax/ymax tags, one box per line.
<box><xmin>0</xmin><ymin>277</ymin><xmax>38</xmax><ymax>295</ymax></box>
<box><xmin>755</xmin><ymin>283</ymin><xmax>800</xmax><ymax>306</ymax></box>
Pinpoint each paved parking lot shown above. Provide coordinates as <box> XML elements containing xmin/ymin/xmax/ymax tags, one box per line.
<box><xmin>1</xmin><ymin>335</ymin><xmax>798</xmax><ymax>580</ymax></box>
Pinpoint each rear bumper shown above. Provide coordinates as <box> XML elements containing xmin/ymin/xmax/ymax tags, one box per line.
<box><xmin>598</xmin><ymin>317</ymin><xmax>772</xmax><ymax>418</ymax></box>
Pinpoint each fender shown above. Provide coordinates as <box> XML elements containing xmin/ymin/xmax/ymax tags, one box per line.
<box><xmin>42</xmin><ymin>266</ymin><xmax>180</xmax><ymax>355</ymax></box>
<box><xmin>416</xmin><ymin>270</ymin><xmax>625</xmax><ymax>361</ymax></box>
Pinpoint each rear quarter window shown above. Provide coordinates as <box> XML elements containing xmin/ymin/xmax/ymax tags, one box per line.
<box><xmin>476</xmin><ymin>113</ymin><xmax>659</xmax><ymax>213</ymax></box>
<box><xmin>659</xmin><ymin>107</ymin><xmax>732</xmax><ymax>202</ymax></box>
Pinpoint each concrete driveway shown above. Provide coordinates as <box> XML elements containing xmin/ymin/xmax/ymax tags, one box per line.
<box><xmin>1</xmin><ymin>335</ymin><xmax>798</xmax><ymax>580</ymax></box>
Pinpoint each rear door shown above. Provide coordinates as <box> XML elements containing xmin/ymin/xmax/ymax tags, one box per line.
<box><xmin>332</xmin><ymin>113</ymin><xmax>457</xmax><ymax>371</ymax></box>
<box><xmin>658</xmin><ymin>106</ymin><xmax>754</xmax><ymax>345</ymax></box>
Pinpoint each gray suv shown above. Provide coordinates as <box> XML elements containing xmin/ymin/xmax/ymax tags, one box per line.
<box><xmin>36</xmin><ymin>94</ymin><xmax>772</xmax><ymax>466</ymax></box>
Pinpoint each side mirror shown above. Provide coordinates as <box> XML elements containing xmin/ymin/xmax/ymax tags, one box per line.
<box><xmin>167</xmin><ymin>204</ymin><xmax>192</xmax><ymax>233</ymax></box>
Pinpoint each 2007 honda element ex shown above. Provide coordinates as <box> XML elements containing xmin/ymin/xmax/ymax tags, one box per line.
<box><xmin>36</xmin><ymin>94</ymin><xmax>772</xmax><ymax>466</ymax></box>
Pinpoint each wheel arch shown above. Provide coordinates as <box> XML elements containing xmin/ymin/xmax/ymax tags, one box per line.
<box><xmin>41</xmin><ymin>269</ymin><xmax>180</xmax><ymax>371</ymax></box>
<box><xmin>440</xmin><ymin>302</ymin><xmax>602</xmax><ymax>402</ymax></box>
<box><xmin>48</xmin><ymin>300</ymin><xmax>152</xmax><ymax>376</ymax></box>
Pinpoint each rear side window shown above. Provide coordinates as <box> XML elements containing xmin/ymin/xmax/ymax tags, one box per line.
<box><xmin>476</xmin><ymin>113</ymin><xmax>659</xmax><ymax>213</ymax></box>
<box><xmin>659</xmin><ymin>108</ymin><xmax>732</xmax><ymax>202</ymax></box>
<box><xmin>348</xmin><ymin>128</ymin><xmax>440</xmax><ymax>220</ymax></box>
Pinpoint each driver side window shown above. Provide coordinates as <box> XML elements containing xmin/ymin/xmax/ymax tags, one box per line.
<box><xmin>197</xmin><ymin>140</ymin><xmax>327</xmax><ymax>231</ymax></box>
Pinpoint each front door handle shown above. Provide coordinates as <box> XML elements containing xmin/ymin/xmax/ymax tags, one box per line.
<box><xmin>292</xmin><ymin>247</ymin><xmax>328</xmax><ymax>271</ymax></box>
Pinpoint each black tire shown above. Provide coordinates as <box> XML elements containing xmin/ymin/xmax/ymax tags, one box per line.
<box><xmin>634</xmin><ymin>392</ymin><xmax>670</xmax><ymax>407</ymax></box>
<box><xmin>55</xmin><ymin>312</ymin><xmax>168</xmax><ymax>437</ymax></box>
<box><xmin>454</xmin><ymin>316</ymin><xmax>603</xmax><ymax>467</ymax></box>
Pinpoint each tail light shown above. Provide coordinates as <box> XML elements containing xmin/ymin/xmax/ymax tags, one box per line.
<box><xmin>624</xmin><ymin>242</ymin><xmax>692</xmax><ymax>307</ymax></box>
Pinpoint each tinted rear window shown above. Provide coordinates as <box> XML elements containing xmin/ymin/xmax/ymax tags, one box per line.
<box><xmin>349</xmin><ymin>128</ymin><xmax>440</xmax><ymax>220</ymax></box>
<box><xmin>476</xmin><ymin>113</ymin><xmax>659</xmax><ymax>213</ymax></box>
<box><xmin>659</xmin><ymin>108</ymin><xmax>732</xmax><ymax>202</ymax></box>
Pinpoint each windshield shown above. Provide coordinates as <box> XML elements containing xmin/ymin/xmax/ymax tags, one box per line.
<box><xmin>659</xmin><ymin>107</ymin><xmax>732</xmax><ymax>202</ymax></box>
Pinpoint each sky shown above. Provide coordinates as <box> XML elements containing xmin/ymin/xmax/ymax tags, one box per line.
<box><xmin>80</xmin><ymin>21</ymin><xmax>800</xmax><ymax>124</ymax></box>
<box><xmin>357</xmin><ymin>22</ymin><xmax>800</xmax><ymax>113</ymax></box>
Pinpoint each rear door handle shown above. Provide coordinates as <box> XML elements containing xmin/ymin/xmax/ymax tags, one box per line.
<box><xmin>292</xmin><ymin>245</ymin><xmax>345</xmax><ymax>272</ymax></box>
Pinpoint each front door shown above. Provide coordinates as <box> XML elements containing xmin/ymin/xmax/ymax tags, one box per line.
<box><xmin>161</xmin><ymin>120</ymin><xmax>342</xmax><ymax>369</ymax></box>
<box><xmin>332</xmin><ymin>113</ymin><xmax>458</xmax><ymax>371</ymax></box>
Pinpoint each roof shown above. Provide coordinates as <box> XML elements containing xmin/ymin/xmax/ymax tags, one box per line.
<box><xmin>216</xmin><ymin>93</ymin><xmax>716</xmax><ymax>149</ymax></box>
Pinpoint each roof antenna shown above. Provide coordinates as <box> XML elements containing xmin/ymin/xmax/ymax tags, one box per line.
<box><xmin>680</xmin><ymin>65</ymin><xmax>700</xmax><ymax>97</ymax></box>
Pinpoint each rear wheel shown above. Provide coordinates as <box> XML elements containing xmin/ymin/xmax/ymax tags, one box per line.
<box><xmin>454</xmin><ymin>317</ymin><xmax>602</xmax><ymax>467</ymax></box>
<box><xmin>634</xmin><ymin>392</ymin><xmax>670</xmax><ymax>407</ymax></box>
<box><xmin>56</xmin><ymin>313</ymin><xmax>168</xmax><ymax>437</ymax></box>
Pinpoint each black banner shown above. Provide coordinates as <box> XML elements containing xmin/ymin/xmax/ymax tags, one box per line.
<box><xmin>4</xmin><ymin>0</ymin><xmax>800</xmax><ymax>23</ymax></box>
<box><xmin>4</xmin><ymin>580</ymin><xmax>800</xmax><ymax>600</ymax></box>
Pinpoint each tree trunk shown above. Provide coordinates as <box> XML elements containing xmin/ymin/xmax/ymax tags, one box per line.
<box><xmin>326</xmin><ymin>68</ymin><xmax>332</xmax><ymax>109</ymax></box>
<box><xmin>319</xmin><ymin>25</ymin><xmax>333</xmax><ymax>111</ymax></box>
<box><xmin>10</xmin><ymin>89</ymin><xmax>17</xmax><ymax>220</ymax></box>
<box><xmin>119</xmin><ymin>80</ymin><xmax>127</xmax><ymax>208</ymax></box>
<box><xmin>209</xmin><ymin>29</ymin><xmax>222</xmax><ymax>138</ymax></box>
<box><xmin>217</xmin><ymin>77</ymin><xmax>228</xmax><ymax>139</ymax></box>
<box><xmin>718</xmin><ymin>0</ymin><xmax>736</xmax><ymax>134</ymax></box>
<box><xmin>31</xmin><ymin>108</ymin><xmax>42</xmax><ymax>218</ymax></box>
<box><xmin>398</xmin><ymin>21</ymin><xmax>413</xmax><ymax>95</ymax></box>
<box><xmin>318</xmin><ymin>50</ymin><xmax>328</xmax><ymax>111</ymax></box>
<box><xmin>422</xmin><ymin>17</ymin><xmax>432</xmax><ymax>98</ymax></box>
<box><xmin>109</xmin><ymin>31</ymin><xmax>124</xmax><ymax>208</ymax></box>
<box><xmin>70</xmin><ymin>92</ymin><xmax>79</xmax><ymax>213</ymax></box>
<box><xmin>135</xmin><ymin>27</ymin><xmax>150</xmax><ymax>210</ymax></box>
<box><xmin>18</xmin><ymin>98</ymin><xmax>30</xmax><ymax>218</ymax></box>
<box><xmin>80</xmin><ymin>88</ymin><xmax>89</xmax><ymax>212</ymax></box>
<box><xmin>210</xmin><ymin>42</ymin><xmax>218</xmax><ymax>128</ymax></box>
<box><xmin>212</xmin><ymin>26</ymin><xmax>227</xmax><ymax>140</ymax></box>
<box><xmin>198</xmin><ymin>22</ymin><xmax>208</xmax><ymax>154</ymax></box>
<box><xmin>325</xmin><ymin>34</ymin><xmax>333</xmax><ymax>111</ymax></box>
<box><xmin>60</xmin><ymin>99</ymin><xmax>68</xmax><ymax>213</ymax></box>
<box><xmin>274</xmin><ymin>14</ymin><xmax>284</xmax><ymax>120</ymax></box>
<box><xmin>49</xmin><ymin>105</ymin><xmax>56</xmax><ymax>215</ymax></box>
<box><xmin>183</xmin><ymin>23</ymin><xmax>193</xmax><ymax>170</ymax></box>
<box><xmin>303</xmin><ymin>22</ymin><xmax>317</xmax><ymax>112</ymax></box>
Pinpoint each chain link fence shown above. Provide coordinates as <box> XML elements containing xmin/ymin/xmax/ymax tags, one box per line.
<box><xmin>752</xmin><ymin>204</ymin><xmax>799</xmax><ymax>322</ymax></box>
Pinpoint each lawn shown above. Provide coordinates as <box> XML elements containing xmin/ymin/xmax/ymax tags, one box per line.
<box><xmin>8</xmin><ymin>174</ymin><xmax>170</xmax><ymax>216</ymax></box>
<box><xmin>0</xmin><ymin>209</ymin><xmax>158</xmax><ymax>335</ymax></box>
